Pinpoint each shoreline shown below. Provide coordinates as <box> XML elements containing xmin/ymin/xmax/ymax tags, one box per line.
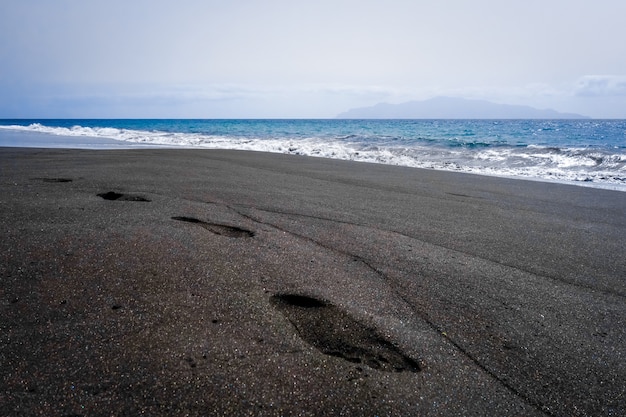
<box><xmin>1</xmin><ymin>147</ymin><xmax>625</xmax><ymax>415</ymax></box>
<box><xmin>1</xmin><ymin>128</ymin><xmax>625</xmax><ymax>193</ymax></box>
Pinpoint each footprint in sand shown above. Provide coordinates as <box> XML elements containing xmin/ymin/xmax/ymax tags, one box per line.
<box><xmin>271</xmin><ymin>294</ymin><xmax>421</xmax><ymax>373</ymax></box>
<box><xmin>97</xmin><ymin>191</ymin><xmax>151</xmax><ymax>202</ymax></box>
<box><xmin>171</xmin><ymin>216</ymin><xmax>255</xmax><ymax>238</ymax></box>
<box><xmin>37</xmin><ymin>177</ymin><xmax>73</xmax><ymax>183</ymax></box>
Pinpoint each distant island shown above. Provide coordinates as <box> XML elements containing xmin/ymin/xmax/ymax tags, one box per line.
<box><xmin>336</xmin><ymin>97</ymin><xmax>589</xmax><ymax>119</ymax></box>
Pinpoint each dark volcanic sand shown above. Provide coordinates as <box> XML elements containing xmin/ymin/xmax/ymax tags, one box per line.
<box><xmin>1</xmin><ymin>147</ymin><xmax>625</xmax><ymax>416</ymax></box>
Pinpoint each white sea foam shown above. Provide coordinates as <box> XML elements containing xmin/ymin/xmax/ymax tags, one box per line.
<box><xmin>1</xmin><ymin>123</ymin><xmax>625</xmax><ymax>191</ymax></box>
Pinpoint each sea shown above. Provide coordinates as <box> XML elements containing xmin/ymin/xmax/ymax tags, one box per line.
<box><xmin>1</xmin><ymin>119</ymin><xmax>625</xmax><ymax>192</ymax></box>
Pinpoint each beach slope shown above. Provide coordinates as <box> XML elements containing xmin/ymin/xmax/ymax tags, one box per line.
<box><xmin>1</xmin><ymin>148</ymin><xmax>624</xmax><ymax>416</ymax></box>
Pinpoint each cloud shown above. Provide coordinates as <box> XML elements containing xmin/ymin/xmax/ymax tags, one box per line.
<box><xmin>574</xmin><ymin>75</ymin><xmax>626</xmax><ymax>97</ymax></box>
<box><xmin>0</xmin><ymin>81</ymin><xmax>398</xmax><ymax>118</ymax></box>
<box><xmin>315</xmin><ymin>85</ymin><xmax>394</xmax><ymax>98</ymax></box>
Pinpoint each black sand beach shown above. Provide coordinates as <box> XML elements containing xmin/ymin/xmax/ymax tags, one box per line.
<box><xmin>1</xmin><ymin>147</ymin><xmax>625</xmax><ymax>416</ymax></box>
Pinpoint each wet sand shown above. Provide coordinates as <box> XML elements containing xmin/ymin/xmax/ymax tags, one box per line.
<box><xmin>1</xmin><ymin>147</ymin><xmax>625</xmax><ymax>416</ymax></box>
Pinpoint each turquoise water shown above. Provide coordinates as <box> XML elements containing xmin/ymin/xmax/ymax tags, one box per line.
<box><xmin>1</xmin><ymin>119</ymin><xmax>625</xmax><ymax>190</ymax></box>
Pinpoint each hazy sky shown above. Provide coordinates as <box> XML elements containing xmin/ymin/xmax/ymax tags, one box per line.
<box><xmin>1</xmin><ymin>0</ymin><xmax>625</xmax><ymax>118</ymax></box>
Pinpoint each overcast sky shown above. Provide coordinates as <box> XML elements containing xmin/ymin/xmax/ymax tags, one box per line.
<box><xmin>1</xmin><ymin>0</ymin><xmax>625</xmax><ymax>118</ymax></box>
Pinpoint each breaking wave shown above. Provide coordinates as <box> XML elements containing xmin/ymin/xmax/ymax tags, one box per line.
<box><xmin>1</xmin><ymin>120</ymin><xmax>625</xmax><ymax>191</ymax></box>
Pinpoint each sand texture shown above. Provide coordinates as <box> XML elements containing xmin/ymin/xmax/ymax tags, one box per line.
<box><xmin>1</xmin><ymin>148</ymin><xmax>625</xmax><ymax>416</ymax></box>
